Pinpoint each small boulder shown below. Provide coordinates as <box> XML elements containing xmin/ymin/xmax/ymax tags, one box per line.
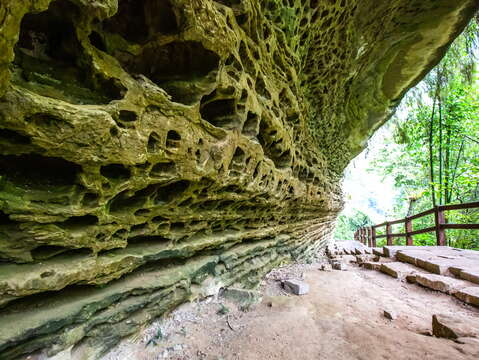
<box><xmin>221</xmin><ymin>287</ymin><xmax>262</xmax><ymax>309</ymax></box>
<box><xmin>383</xmin><ymin>309</ymin><xmax>397</xmax><ymax>320</ymax></box>
<box><xmin>432</xmin><ymin>314</ymin><xmax>479</xmax><ymax>339</ymax></box>
<box><xmin>283</xmin><ymin>279</ymin><xmax>309</xmax><ymax>295</ymax></box>
<box><xmin>319</xmin><ymin>263</ymin><xmax>332</xmax><ymax>271</ymax></box>
<box><xmin>332</xmin><ymin>261</ymin><xmax>346</xmax><ymax>271</ymax></box>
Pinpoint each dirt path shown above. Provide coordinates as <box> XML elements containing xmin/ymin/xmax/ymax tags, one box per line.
<box><xmin>104</xmin><ymin>263</ymin><xmax>479</xmax><ymax>360</ymax></box>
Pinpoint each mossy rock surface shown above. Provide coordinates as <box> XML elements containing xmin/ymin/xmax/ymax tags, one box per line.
<box><xmin>0</xmin><ymin>0</ymin><xmax>477</xmax><ymax>358</ymax></box>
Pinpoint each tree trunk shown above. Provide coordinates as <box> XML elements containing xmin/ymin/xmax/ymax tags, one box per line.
<box><xmin>406</xmin><ymin>197</ymin><xmax>418</xmax><ymax>217</ymax></box>
<box><xmin>445</xmin><ymin>124</ymin><xmax>451</xmax><ymax>203</ymax></box>
<box><xmin>438</xmin><ymin>95</ymin><xmax>443</xmax><ymax>205</ymax></box>
<box><xmin>429</xmin><ymin>92</ymin><xmax>437</xmax><ymax>207</ymax></box>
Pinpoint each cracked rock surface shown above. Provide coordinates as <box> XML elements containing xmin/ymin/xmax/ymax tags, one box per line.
<box><xmin>0</xmin><ymin>0</ymin><xmax>477</xmax><ymax>358</ymax></box>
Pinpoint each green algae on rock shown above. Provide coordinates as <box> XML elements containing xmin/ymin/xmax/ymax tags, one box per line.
<box><xmin>0</xmin><ymin>0</ymin><xmax>477</xmax><ymax>358</ymax></box>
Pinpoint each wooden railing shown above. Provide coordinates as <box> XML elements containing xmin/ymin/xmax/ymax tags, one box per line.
<box><xmin>354</xmin><ymin>201</ymin><xmax>479</xmax><ymax>247</ymax></box>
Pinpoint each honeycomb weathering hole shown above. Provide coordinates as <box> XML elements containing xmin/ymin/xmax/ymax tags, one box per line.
<box><xmin>151</xmin><ymin>162</ymin><xmax>176</xmax><ymax>176</ymax></box>
<box><xmin>148</xmin><ymin>132</ymin><xmax>161</xmax><ymax>152</ymax></box>
<box><xmin>232</xmin><ymin>147</ymin><xmax>246</xmax><ymax>162</ymax></box>
<box><xmin>242</xmin><ymin>112</ymin><xmax>259</xmax><ymax>136</ymax></box>
<box><xmin>155</xmin><ymin>180</ymin><xmax>190</xmax><ymax>204</ymax></box>
<box><xmin>0</xmin><ymin>211</ymin><xmax>13</xmax><ymax>225</ymax></box>
<box><xmin>100</xmin><ymin>164</ymin><xmax>131</xmax><ymax>180</ymax></box>
<box><xmin>109</xmin><ymin>189</ymin><xmax>146</xmax><ymax>213</ymax></box>
<box><xmin>133</xmin><ymin>41</ymin><xmax>219</xmax><ymax>82</ymax></box>
<box><xmin>62</xmin><ymin>215</ymin><xmax>99</xmax><ymax>228</ymax></box>
<box><xmin>166</xmin><ymin>130</ymin><xmax>181</xmax><ymax>148</ymax></box>
<box><xmin>13</xmin><ymin>0</ymin><xmax>126</xmax><ymax>105</ymax></box>
<box><xmin>120</xmin><ymin>41</ymin><xmax>220</xmax><ymax>104</ymax></box>
<box><xmin>200</xmin><ymin>96</ymin><xmax>241</xmax><ymax>129</ymax></box>
<box><xmin>104</xmin><ymin>0</ymin><xmax>179</xmax><ymax>44</ymax></box>
<box><xmin>216</xmin><ymin>0</ymin><xmax>242</xmax><ymax>6</ymax></box>
<box><xmin>109</xmin><ymin>180</ymin><xmax>190</xmax><ymax>213</ymax></box>
<box><xmin>127</xmin><ymin>235</ymin><xmax>170</xmax><ymax>244</ymax></box>
<box><xmin>0</xmin><ymin>154</ymin><xmax>81</xmax><ymax>188</ymax></box>
<box><xmin>0</xmin><ymin>128</ymin><xmax>31</xmax><ymax>145</ymax></box>
<box><xmin>89</xmin><ymin>31</ymin><xmax>106</xmax><ymax>51</ymax></box>
<box><xmin>118</xmin><ymin>110</ymin><xmax>138</xmax><ymax>123</ymax></box>
<box><xmin>30</xmin><ymin>245</ymin><xmax>70</xmax><ymax>260</ymax></box>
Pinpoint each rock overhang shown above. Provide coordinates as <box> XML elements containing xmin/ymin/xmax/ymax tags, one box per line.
<box><xmin>0</xmin><ymin>0</ymin><xmax>477</xmax><ymax>358</ymax></box>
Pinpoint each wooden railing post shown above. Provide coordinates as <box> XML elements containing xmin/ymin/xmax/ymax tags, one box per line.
<box><xmin>371</xmin><ymin>226</ymin><xmax>376</xmax><ymax>247</ymax></box>
<box><xmin>405</xmin><ymin>217</ymin><xmax>413</xmax><ymax>246</ymax></box>
<box><xmin>434</xmin><ymin>206</ymin><xmax>446</xmax><ymax>246</ymax></box>
<box><xmin>366</xmin><ymin>227</ymin><xmax>371</xmax><ymax>247</ymax></box>
<box><xmin>386</xmin><ymin>222</ymin><xmax>392</xmax><ymax>246</ymax></box>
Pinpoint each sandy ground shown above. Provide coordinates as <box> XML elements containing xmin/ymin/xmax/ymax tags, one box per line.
<box><xmin>104</xmin><ymin>263</ymin><xmax>479</xmax><ymax>360</ymax></box>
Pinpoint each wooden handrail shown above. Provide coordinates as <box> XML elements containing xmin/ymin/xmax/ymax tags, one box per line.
<box><xmin>439</xmin><ymin>201</ymin><xmax>479</xmax><ymax>211</ymax></box>
<box><xmin>354</xmin><ymin>201</ymin><xmax>479</xmax><ymax>247</ymax></box>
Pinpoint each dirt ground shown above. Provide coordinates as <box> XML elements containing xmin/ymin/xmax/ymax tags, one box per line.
<box><xmin>104</xmin><ymin>262</ymin><xmax>479</xmax><ymax>360</ymax></box>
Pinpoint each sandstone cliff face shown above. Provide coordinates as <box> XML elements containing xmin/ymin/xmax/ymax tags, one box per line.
<box><xmin>0</xmin><ymin>0</ymin><xmax>476</xmax><ymax>358</ymax></box>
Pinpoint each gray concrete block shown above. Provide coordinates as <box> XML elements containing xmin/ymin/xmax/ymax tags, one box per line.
<box><xmin>283</xmin><ymin>279</ymin><xmax>309</xmax><ymax>295</ymax></box>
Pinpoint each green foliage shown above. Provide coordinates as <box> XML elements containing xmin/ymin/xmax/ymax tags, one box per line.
<box><xmin>334</xmin><ymin>210</ymin><xmax>372</xmax><ymax>241</ymax></box>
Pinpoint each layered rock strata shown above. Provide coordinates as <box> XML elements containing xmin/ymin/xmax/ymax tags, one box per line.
<box><xmin>0</xmin><ymin>0</ymin><xmax>477</xmax><ymax>358</ymax></box>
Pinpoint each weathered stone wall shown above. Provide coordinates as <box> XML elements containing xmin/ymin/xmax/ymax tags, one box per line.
<box><xmin>0</xmin><ymin>0</ymin><xmax>476</xmax><ymax>358</ymax></box>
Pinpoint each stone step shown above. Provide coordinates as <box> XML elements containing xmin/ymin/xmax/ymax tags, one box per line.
<box><xmin>362</xmin><ymin>261</ymin><xmax>382</xmax><ymax>271</ymax></box>
<box><xmin>383</xmin><ymin>245</ymin><xmax>433</xmax><ymax>258</ymax></box>
<box><xmin>454</xmin><ymin>287</ymin><xmax>479</xmax><ymax>307</ymax></box>
<box><xmin>368</xmin><ymin>248</ymin><xmax>479</xmax><ymax>308</ymax></box>
<box><xmin>372</xmin><ymin>247</ymin><xmax>384</xmax><ymax>257</ymax></box>
<box><xmin>395</xmin><ymin>247</ymin><xmax>479</xmax><ymax>283</ymax></box>
<box><xmin>414</xmin><ymin>273</ymin><xmax>474</xmax><ymax>295</ymax></box>
<box><xmin>379</xmin><ymin>262</ymin><xmax>426</xmax><ymax>281</ymax></box>
<box><xmin>458</xmin><ymin>270</ymin><xmax>479</xmax><ymax>285</ymax></box>
<box><xmin>355</xmin><ymin>254</ymin><xmax>377</xmax><ymax>264</ymax></box>
<box><xmin>396</xmin><ymin>250</ymin><xmax>452</xmax><ymax>274</ymax></box>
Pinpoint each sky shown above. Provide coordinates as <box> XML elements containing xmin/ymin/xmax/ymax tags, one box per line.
<box><xmin>340</xmin><ymin>124</ymin><xmax>401</xmax><ymax>223</ymax></box>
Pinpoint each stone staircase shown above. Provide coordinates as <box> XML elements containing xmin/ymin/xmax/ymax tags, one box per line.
<box><xmin>327</xmin><ymin>241</ymin><xmax>479</xmax><ymax>307</ymax></box>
